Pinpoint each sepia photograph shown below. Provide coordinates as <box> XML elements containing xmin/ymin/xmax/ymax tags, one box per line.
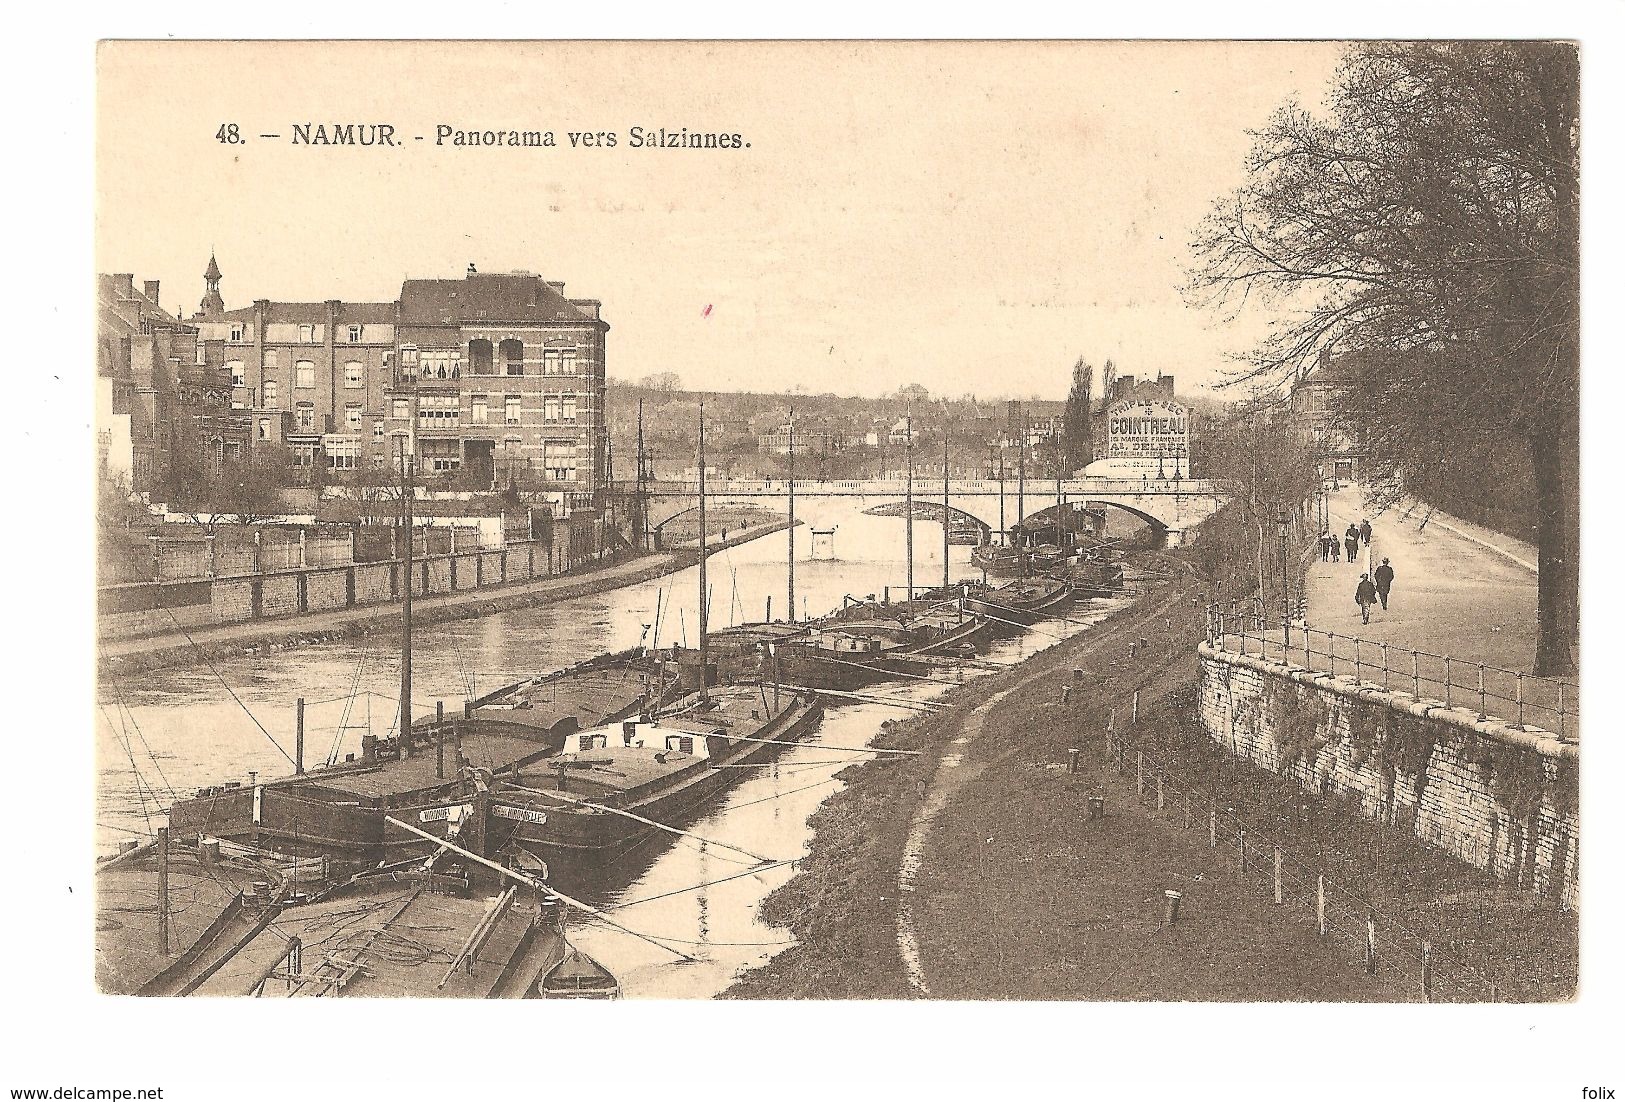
<box><xmin>12</xmin><ymin>18</ymin><xmax>1617</xmax><ymax>1099</ymax></box>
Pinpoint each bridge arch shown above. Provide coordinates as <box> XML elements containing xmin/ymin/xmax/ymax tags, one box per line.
<box><xmin>860</xmin><ymin>499</ymin><xmax>992</xmax><ymax>543</ymax></box>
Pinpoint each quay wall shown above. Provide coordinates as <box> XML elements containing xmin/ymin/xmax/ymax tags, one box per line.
<box><xmin>1197</xmin><ymin>641</ymin><xmax>1578</xmax><ymax>909</ymax></box>
<box><xmin>98</xmin><ymin>518</ymin><xmax>795</xmax><ymax>675</ymax></box>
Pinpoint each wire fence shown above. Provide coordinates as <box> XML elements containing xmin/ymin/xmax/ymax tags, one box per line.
<box><xmin>1100</xmin><ymin>725</ymin><xmax>1514</xmax><ymax>1003</ymax></box>
<box><xmin>1206</xmin><ymin>598</ymin><xmax>1577</xmax><ymax>741</ymax></box>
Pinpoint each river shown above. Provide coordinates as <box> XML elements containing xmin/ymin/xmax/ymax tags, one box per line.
<box><xmin>95</xmin><ymin>503</ymin><xmax>1133</xmax><ymax>997</ymax></box>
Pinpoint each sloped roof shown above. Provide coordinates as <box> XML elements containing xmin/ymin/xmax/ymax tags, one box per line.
<box><xmin>399</xmin><ymin>272</ymin><xmax>606</xmax><ymax>328</ymax></box>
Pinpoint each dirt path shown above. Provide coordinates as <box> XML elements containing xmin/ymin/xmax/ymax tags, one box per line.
<box><xmin>895</xmin><ymin>675</ymin><xmax>1045</xmax><ymax>995</ymax></box>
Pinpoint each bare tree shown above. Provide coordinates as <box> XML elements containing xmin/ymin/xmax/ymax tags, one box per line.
<box><xmin>1188</xmin><ymin>42</ymin><xmax>1578</xmax><ymax>674</ymax></box>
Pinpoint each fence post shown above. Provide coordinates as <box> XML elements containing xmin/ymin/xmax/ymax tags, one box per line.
<box><xmin>1421</xmin><ymin>940</ymin><xmax>1433</xmax><ymax>1003</ymax></box>
<box><xmin>1556</xmin><ymin>681</ymin><xmax>1564</xmax><ymax>739</ymax></box>
<box><xmin>1304</xmin><ymin>627</ymin><xmax>1312</xmax><ymax>670</ymax></box>
<box><xmin>1412</xmin><ymin>650</ymin><xmax>1420</xmax><ymax>698</ymax></box>
<box><xmin>1156</xmin><ymin>773</ymin><xmax>1165</xmax><ymax>813</ymax></box>
<box><xmin>1443</xmin><ymin>656</ymin><xmax>1451</xmax><ymax>707</ymax></box>
<box><xmin>1273</xmin><ymin>847</ymin><xmax>1283</xmax><ymax>905</ymax></box>
<box><xmin>1328</xmin><ymin>633</ymin><xmax>1336</xmax><ymax>678</ymax></box>
<box><xmin>1380</xmin><ymin>643</ymin><xmax>1390</xmax><ymax>691</ymax></box>
<box><xmin>1365</xmin><ymin>912</ymin><xmax>1377</xmax><ymax>974</ymax></box>
<box><xmin>1477</xmin><ymin>664</ymin><xmax>1487</xmax><ymax>720</ymax></box>
<box><xmin>1132</xmin><ymin>690</ymin><xmax>1139</xmax><ymax>725</ymax></box>
<box><xmin>1354</xmin><ymin>637</ymin><xmax>1361</xmax><ymax>682</ymax></box>
<box><xmin>1316</xmin><ymin>874</ymin><xmax>1327</xmax><ymax>937</ymax></box>
<box><xmin>1517</xmin><ymin>674</ymin><xmax>1526</xmax><ymax>729</ymax></box>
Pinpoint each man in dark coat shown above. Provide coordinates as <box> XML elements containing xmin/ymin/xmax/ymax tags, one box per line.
<box><xmin>1373</xmin><ymin>557</ymin><xmax>1395</xmax><ymax>610</ymax></box>
<box><xmin>1344</xmin><ymin>530</ymin><xmax>1360</xmax><ymax>564</ymax></box>
<box><xmin>1355</xmin><ymin>573</ymin><xmax>1378</xmax><ymax>624</ymax></box>
<box><xmin>1320</xmin><ymin>533</ymin><xmax>1333</xmax><ymax>561</ymax></box>
<box><xmin>1359</xmin><ymin>518</ymin><xmax>1373</xmax><ymax>546</ymax></box>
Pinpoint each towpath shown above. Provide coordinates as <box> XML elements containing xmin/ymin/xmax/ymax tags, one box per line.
<box><xmin>1304</xmin><ymin>487</ymin><xmax>1573</xmax><ymax>733</ymax></box>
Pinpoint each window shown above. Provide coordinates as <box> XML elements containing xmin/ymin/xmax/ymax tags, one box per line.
<box><xmin>295</xmin><ymin>361</ymin><xmax>316</xmax><ymax>389</ymax></box>
<box><xmin>561</xmin><ymin>394</ymin><xmax>578</xmax><ymax>423</ymax></box>
<box><xmin>505</xmin><ymin>396</ymin><xmax>522</xmax><ymax>425</ymax></box>
<box><xmin>345</xmin><ymin>403</ymin><xmax>363</xmax><ymax>430</ymax></box>
<box><xmin>400</xmin><ymin>345</ymin><xmax>419</xmax><ymax>378</ymax></box>
<box><xmin>258</xmin><ymin>418</ymin><xmax>271</xmax><ymax>441</ymax></box>
<box><xmin>560</xmin><ymin>349</ymin><xmax>577</xmax><ymax>375</ymax></box>
<box><xmin>263</xmin><ymin>379</ymin><xmax>279</xmax><ymax>407</ymax></box>
<box><xmin>543</xmin><ymin>440</ymin><xmax>578</xmax><ymax>481</ymax></box>
<box><xmin>499</xmin><ymin>339</ymin><xmax>524</xmax><ymax>376</ymax></box>
<box><xmin>326</xmin><ymin>438</ymin><xmax>360</xmax><ymax>470</ymax></box>
<box><xmin>195</xmin><ymin>342</ymin><xmax>207</xmax><ymax>366</ymax></box>
<box><xmin>420</xmin><ymin>439</ymin><xmax>460</xmax><ymax>472</ymax></box>
<box><xmin>296</xmin><ymin>402</ymin><xmax>315</xmax><ymax>431</ymax></box>
<box><xmin>470</xmin><ymin>395</ymin><xmax>488</xmax><ymax>424</ymax></box>
<box><xmin>416</xmin><ymin>394</ymin><xmax>460</xmax><ymax>427</ymax></box>
<box><xmin>228</xmin><ymin>360</ymin><xmax>245</xmax><ymax>386</ymax></box>
<box><xmin>543</xmin><ymin>396</ymin><xmax>560</xmax><ymax>423</ymax></box>
<box><xmin>265</xmin><ymin>350</ymin><xmax>278</xmax><ymax>370</ymax></box>
<box><xmin>229</xmin><ymin>324</ymin><xmax>245</xmax><ymax>342</ymax></box>
<box><xmin>347</xmin><ymin>325</ymin><xmax>363</xmax><ymax>343</ymax></box>
<box><xmin>344</xmin><ymin>361</ymin><xmax>364</xmax><ymax>389</ymax></box>
<box><xmin>373</xmin><ymin>420</ymin><xmax>385</xmax><ymax>439</ymax></box>
<box><xmin>391</xmin><ymin>397</ymin><xmax>408</xmax><ymax>420</ymax></box>
<box><xmin>298</xmin><ymin>324</ymin><xmax>316</xmax><ymax>344</ymax></box>
<box><xmin>468</xmin><ymin>339</ymin><xmax>493</xmax><ymax>375</ymax></box>
<box><xmin>542</xmin><ymin>350</ymin><xmax>560</xmax><ymax>376</ymax></box>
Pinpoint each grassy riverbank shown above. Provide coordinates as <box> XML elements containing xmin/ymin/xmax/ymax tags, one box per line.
<box><xmin>723</xmin><ymin>547</ymin><xmax>1575</xmax><ymax>1001</ymax></box>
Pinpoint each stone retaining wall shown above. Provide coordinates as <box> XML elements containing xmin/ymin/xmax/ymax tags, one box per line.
<box><xmin>1197</xmin><ymin>641</ymin><xmax>1578</xmax><ymax>909</ymax></box>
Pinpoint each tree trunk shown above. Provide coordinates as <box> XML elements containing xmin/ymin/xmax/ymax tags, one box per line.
<box><xmin>1531</xmin><ymin>408</ymin><xmax>1576</xmax><ymax>677</ymax></box>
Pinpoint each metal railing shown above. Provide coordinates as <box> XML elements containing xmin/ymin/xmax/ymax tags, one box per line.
<box><xmin>1206</xmin><ymin>599</ymin><xmax>1577</xmax><ymax>741</ymax></box>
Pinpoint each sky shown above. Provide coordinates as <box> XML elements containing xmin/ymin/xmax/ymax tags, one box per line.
<box><xmin>97</xmin><ymin>41</ymin><xmax>1346</xmax><ymax>402</ymax></box>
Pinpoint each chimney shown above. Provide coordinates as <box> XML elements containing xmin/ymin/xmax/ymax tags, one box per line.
<box><xmin>144</xmin><ymin>279</ymin><xmax>161</xmax><ymax>305</ymax></box>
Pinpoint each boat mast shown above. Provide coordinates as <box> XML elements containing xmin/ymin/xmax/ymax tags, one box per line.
<box><xmin>398</xmin><ymin>434</ymin><xmax>414</xmax><ymax>758</ymax></box>
<box><xmin>998</xmin><ymin>450</ymin><xmax>1006</xmax><ymax>545</ymax></box>
<box><xmin>697</xmin><ymin>402</ymin><xmax>709</xmax><ymax>702</ymax></box>
<box><xmin>1017</xmin><ymin>406</ymin><xmax>1027</xmax><ymax>578</ymax></box>
<box><xmin>942</xmin><ymin>434</ymin><xmax>950</xmax><ymax>589</ymax></box>
<box><xmin>904</xmin><ymin>405</ymin><xmax>914</xmax><ymax>602</ymax></box>
<box><xmin>636</xmin><ymin>399</ymin><xmax>649</xmax><ymax>552</ymax></box>
<box><xmin>787</xmin><ymin>408</ymin><xmax>796</xmax><ymax>622</ymax></box>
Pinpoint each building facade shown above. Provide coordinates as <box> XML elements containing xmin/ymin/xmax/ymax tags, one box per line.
<box><xmin>188</xmin><ymin>260</ymin><xmax>611</xmax><ymax>512</ymax></box>
<box><xmin>98</xmin><ymin>272</ymin><xmax>246</xmax><ymax>491</ymax></box>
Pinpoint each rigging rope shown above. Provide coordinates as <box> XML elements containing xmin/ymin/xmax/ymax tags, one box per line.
<box><xmin>162</xmin><ymin>609</ymin><xmax>295</xmax><ymax>767</ymax></box>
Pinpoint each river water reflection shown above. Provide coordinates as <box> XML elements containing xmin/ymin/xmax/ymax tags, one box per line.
<box><xmin>96</xmin><ymin>504</ymin><xmax>1131</xmax><ymax>997</ymax></box>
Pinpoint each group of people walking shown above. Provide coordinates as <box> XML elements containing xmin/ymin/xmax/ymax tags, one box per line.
<box><xmin>1319</xmin><ymin>519</ymin><xmax>1372</xmax><ymax>563</ymax></box>
<box><xmin>1319</xmin><ymin>517</ymin><xmax>1395</xmax><ymax>624</ymax></box>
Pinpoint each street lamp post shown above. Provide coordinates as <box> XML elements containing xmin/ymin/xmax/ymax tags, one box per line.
<box><xmin>1279</xmin><ymin>509</ymin><xmax>1292</xmax><ymax>651</ymax></box>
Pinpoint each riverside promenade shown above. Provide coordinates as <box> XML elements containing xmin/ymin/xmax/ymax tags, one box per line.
<box><xmin>1311</xmin><ymin>486</ymin><xmax>1549</xmax><ymax>678</ymax></box>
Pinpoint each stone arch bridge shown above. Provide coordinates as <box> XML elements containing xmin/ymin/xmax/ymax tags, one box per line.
<box><xmin>633</xmin><ymin>477</ymin><xmax>1230</xmax><ymax>546</ymax></box>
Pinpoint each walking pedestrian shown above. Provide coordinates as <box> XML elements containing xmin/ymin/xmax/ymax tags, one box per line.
<box><xmin>1355</xmin><ymin>573</ymin><xmax>1378</xmax><ymax>624</ymax></box>
<box><xmin>1330</xmin><ymin>537</ymin><xmax>1340</xmax><ymax>563</ymax></box>
<box><xmin>1344</xmin><ymin>531</ymin><xmax>1360</xmax><ymax>564</ymax></box>
<box><xmin>1373</xmin><ymin>557</ymin><xmax>1395</xmax><ymax>610</ymax></box>
<box><xmin>1320</xmin><ymin>532</ymin><xmax>1332</xmax><ymax>561</ymax></box>
<box><xmin>1359</xmin><ymin>518</ymin><xmax>1373</xmax><ymax>546</ymax></box>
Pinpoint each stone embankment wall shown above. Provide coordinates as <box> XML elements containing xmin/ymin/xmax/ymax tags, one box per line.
<box><xmin>100</xmin><ymin>538</ymin><xmax>580</xmax><ymax>641</ymax></box>
<box><xmin>1197</xmin><ymin>642</ymin><xmax>1577</xmax><ymax>909</ymax></box>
